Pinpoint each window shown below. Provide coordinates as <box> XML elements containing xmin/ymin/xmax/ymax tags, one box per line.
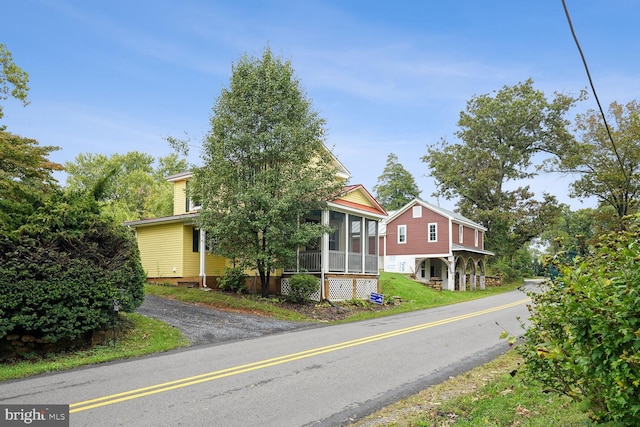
<box><xmin>412</xmin><ymin>205</ymin><xmax>422</xmax><ymax>218</ymax></box>
<box><xmin>397</xmin><ymin>225</ymin><xmax>407</xmax><ymax>244</ymax></box>
<box><xmin>367</xmin><ymin>219</ymin><xmax>378</xmax><ymax>255</ymax></box>
<box><xmin>474</xmin><ymin>229</ymin><xmax>479</xmax><ymax>247</ymax></box>
<box><xmin>192</xmin><ymin>229</ymin><xmax>214</xmax><ymax>253</ymax></box>
<box><xmin>428</xmin><ymin>223</ymin><xmax>437</xmax><ymax>242</ymax></box>
<box><xmin>349</xmin><ymin>215</ymin><xmax>362</xmax><ymax>253</ymax></box>
<box><xmin>459</xmin><ymin>225</ymin><xmax>464</xmax><ymax>243</ymax></box>
<box><xmin>329</xmin><ymin>211</ymin><xmax>345</xmax><ymax>251</ymax></box>
<box><xmin>185</xmin><ymin>181</ymin><xmax>201</xmax><ymax>212</ymax></box>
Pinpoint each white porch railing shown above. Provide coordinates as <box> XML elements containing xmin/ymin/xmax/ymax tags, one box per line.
<box><xmin>285</xmin><ymin>250</ymin><xmax>378</xmax><ymax>274</ymax></box>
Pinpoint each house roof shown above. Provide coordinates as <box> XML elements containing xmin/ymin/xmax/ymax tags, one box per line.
<box><xmin>384</xmin><ymin>198</ymin><xmax>487</xmax><ymax>232</ymax></box>
<box><xmin>123</xmin><ymin>213</ymin><xmax>199</xmax><ymax>228</ymax></box>
<box><xmin>330</xmin><ymin>184</ymin><xmax>387</xmax><ymax>218</ymax></box>
<box><xmin>451</xmin><ymin>243</ymin><xmax>494</xmax><ymax>256</ymax></box>
<box><xmin>164</xmin><ymin>143</ymin><xmax>350</xmax><ymax>183</ymax></box>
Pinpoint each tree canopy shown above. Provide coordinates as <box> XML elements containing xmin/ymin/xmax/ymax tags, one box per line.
<box><xmin>0</xmin><ymin>131</ymin><xmax>63</xmax><ymax>231</ymax></box>
<box><xmin>192</xmin><ymin>47</ymin><xmax>343</xmax><ymax>297</ymax></box>
<box><xmin>373</xmin><ymin>153</ymin><xmax>421</xmax><ymax>210</ymax></box>
<box><xmin>548</xmin><ymin>100</ymin><xmax>640</xmax><ymax>228</ymax></box>
<box><xmin>0</xmin><ymin>44</ymin><xmax>29</xmax><ymax>126</ymax></box>
<box><xmin>65</xmin><ymin>151</ymin><xmax>187</xmax><ymax>223</ymax></box>
<box><xmin>423</xmin><ymin>79</ymin><xmax>581</xmax><ymax>260</ymax></box>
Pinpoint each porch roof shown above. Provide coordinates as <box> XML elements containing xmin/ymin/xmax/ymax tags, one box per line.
<box><xmin>123</xmin><ymin>213</ymin><xmax>199</xmax><ymax>228</ymax></box>
<box><xmin>451</xmin><ymin>244</ymin><xmax>494</xmax><ymax>256</ymax></box>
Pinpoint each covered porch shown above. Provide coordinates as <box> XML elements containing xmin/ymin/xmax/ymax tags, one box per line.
<box><xmin>414</xmin><ymin>246</ymin><xmax>493</xmax><ymax>291</ymax></box>
<box><xmin>285</xmin><ymin>209</ymin><xmax>381</xmax><ymax>275</ymax></box>
<box><xmin>283</xmin><ymin>208</ymin><xmax>383</xmax><ymax>300</ymax></box>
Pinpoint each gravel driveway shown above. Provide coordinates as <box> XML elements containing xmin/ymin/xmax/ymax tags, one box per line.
<box><xmin>136</xmin><ymin>295</ymin><xmax>311</xmax><ymax>346</ymax></box>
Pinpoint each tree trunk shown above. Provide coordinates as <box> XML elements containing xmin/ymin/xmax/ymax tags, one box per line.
<box><xmin>259</xmin><ymin>266</ymin><xmax>270</xmax><ymax>298</ymax></box>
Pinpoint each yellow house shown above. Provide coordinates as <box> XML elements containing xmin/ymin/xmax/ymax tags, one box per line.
<box><xmin>124</xmin><ymin>158</ymin><xmax>388</xmax><ymax>300</ymax></box>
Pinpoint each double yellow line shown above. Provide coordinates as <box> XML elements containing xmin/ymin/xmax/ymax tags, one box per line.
<box><xmin>70</xmin><ymin>297</ymin><xmax>529</xmax><ymax>413</ymax></box>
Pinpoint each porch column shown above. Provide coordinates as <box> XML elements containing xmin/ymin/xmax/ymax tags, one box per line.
<box><xmin>199</xmin><ymin>228</ymin><xmax>207</xmax><ymax>288</ymax></box>
<box><xmin>470</xmin><ymin>260</ymin><xmax>477</xmax><ymax>291</ymax></box>
<box><xmin>321</xmin><ymin>209</ymin><xmax>330</xmax><ymax>300</ymax></box>
<box><xmin>446</xmin><ymin>256</ymin><xmax>455</xmax><ymax>291</ymax></box>
<box><xmin>459</xmin><ymin>257</ymin><xmax>466</xmax><ymax>291</ymax></box>
<box><xmin>360</xmin><ymin>216</ymin><xmax>365</xmax><ymax>274</ymax></box>
<box><xmin>344</xmin><ymin>214</ymin><xmax>350</xmax><ymax>273</ymax></box>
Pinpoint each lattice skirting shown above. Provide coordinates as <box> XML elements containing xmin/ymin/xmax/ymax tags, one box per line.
<box><xmin>280</xmin><ymin>278</ymin><xmax>322</xmax><ymax>301</ymax></box>
<box><xmin>281</xmin><ymin>276</ymin><xmax>380</xmax><ymax>301</ymax></box>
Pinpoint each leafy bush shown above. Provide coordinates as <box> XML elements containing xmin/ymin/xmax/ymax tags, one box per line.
<box><xmin>519</xmin><ymin>214</ymin><xmax>640</xmax><ymax>425</ymax></box>
<box><xmin>0</xmin><ymin>191</ymin><xmax>146</xmax><ymax>352</ymax></box>
<box><xmin>217</xmin><ymin>267</ymin><xmax>247</xmax><ymax>293</ymax></box>
<box><xmin>287</xmin><ymin>274</ymin><xmax>319</xmax><ymax>304</ymax></box>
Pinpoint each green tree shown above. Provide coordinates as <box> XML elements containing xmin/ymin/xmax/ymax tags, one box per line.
<box><xmin>539</xmin><ymin>205</ymin><xmax>600</xmax><ymax>256</ymax></box>
<box><xmin>373</xmin><ymin>153</ymin><xmax>421</xmax><ymax>210</ymax></box>
<box><xmin>519</xmin><ymin>214</ymin><xmax>640</xmax><ymax>425</ymax></box>
<box><xmin>423</xmin><ymin>79</ymin><xmax>581</xmax><ymax>262</ymax></box>
<box><xmin>1</xmin><ymin>190</ymin><xmax>145</xmax><ymax>356</ymax></box>
<box><xmin>548</xmin><ymin>100</ymin><xmax>640</xmax><ymax>229</ymax></box>
<box><xmin>65</xmin><ymin>151</ymin><xmax>187</xmax><ymax>223</ymax></box>
<box><xmin>0</xmin><ymin>44</ymin><xmax>29</xmax><ymax>126</ymax></box>
<box><xmin>193</xmin><ymin>47</ymin><xmax>343</xmax><ymax>297</ymax></box>
<box><xmin>0</xmin><ymin>131</ymin><xmax>63</xmax><ymax>231</ymax></box>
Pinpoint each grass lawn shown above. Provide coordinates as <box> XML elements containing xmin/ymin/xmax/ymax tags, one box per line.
<box><xmin>0</xmin><ymin>313</ymin><xmax>188</xmax><ymax>381</ymax></box>
<box><xmin>351</xmin><ymin>350</ymin><xmax>595</xmax><ymax>427</ymax></box>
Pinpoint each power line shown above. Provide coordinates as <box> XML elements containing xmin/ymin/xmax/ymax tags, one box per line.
<box><xmin>561</xmin><ymin>0</ymin><xmax>627</xmax><ymax>177</ymax></box>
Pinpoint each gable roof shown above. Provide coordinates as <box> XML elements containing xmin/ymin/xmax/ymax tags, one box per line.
<box><xmin>384</xmin><ymin>198</ymin><xmax>487</xmax><ymax>231</ymax></box>
<box><xmin>165</xmin><ymin>143</ymin><xmax>350</xmax><ymax>183</ymax></box>
<box><xmin>330</xmin><ymin>184</ymin><xmax>387</xmax><ymax>218</ymax></box>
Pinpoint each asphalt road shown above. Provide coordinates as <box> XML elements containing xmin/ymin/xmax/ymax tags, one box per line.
<box><xmin>0</xmin><ymin>283</ymin><xmax>536</xmax><ymax>427</ymax></box>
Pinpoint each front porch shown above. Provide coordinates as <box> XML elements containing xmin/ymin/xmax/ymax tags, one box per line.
<box><xmin>414</xmin><ymin>247</ymin><xmax>492</xmax><ymax>291</ymax></box>
<box><xmin>289</xmin><ymin>250</ymin><xmax>379</xmax><ymax>274</ymax></box>
<box><xmin>283</xmin><ymin>207</ymin><xmax>383</xmax><ymax>300</ymax></box>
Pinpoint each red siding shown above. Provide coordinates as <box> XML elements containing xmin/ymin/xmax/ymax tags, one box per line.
<box><xmin>454</xmin><ymin>223</ymin><xmax>484</xmax><ymax>250</ymax></box>
<box><xmin>386</xmin><ymin>203</ymin><xmax>450</xmax><ymax>255</ymax></box>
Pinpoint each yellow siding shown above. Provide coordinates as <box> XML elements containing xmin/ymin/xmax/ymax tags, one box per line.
<box><xmin>136</xmin><ymin>223</ymin><xmax>184</xmax><ymax>278</ymax></box>
<box><xmin>173</xmin><ymin>180</ymin><xmax>187</xmax><ymax>215</ymax></box>
<box><xmin>182</xmin><ymin>225</ymin><xmax>200</xmax><ymax>276</ymax></box>
<box><xmin>340</xmin><ymin>188</ymin><xmax>372</xmax><ymax>207</ymax></box>
<box><xmin>205</xmin><ymin>254</ymin><xmax>227</xmax><ymax>276</ymax></box>
<box><xmin>182</xmin><ymin>225</ymin><xmax>228</xmax><ymax>277</ymax></box>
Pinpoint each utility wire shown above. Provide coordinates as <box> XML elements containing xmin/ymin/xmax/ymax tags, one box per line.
<box><xmin>561</xmin><ymin>0</ymin><xmax>627</xmax><ymax>178</ymax></box>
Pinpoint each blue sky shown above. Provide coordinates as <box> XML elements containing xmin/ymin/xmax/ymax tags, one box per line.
<box><xmin>3</xmin><ymin>0</ymin><xmax>640</xmax><ymax>211</ymax></box>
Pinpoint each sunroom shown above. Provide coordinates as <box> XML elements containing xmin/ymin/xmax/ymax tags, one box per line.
<box><xmin>283</xmin><ymin>198</ymin><xmax>386</xmax><ymax>301</ymax></box>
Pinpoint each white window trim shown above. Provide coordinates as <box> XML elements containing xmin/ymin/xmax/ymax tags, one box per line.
<box><xmin>474</xmin><ymin>229</ymin><xmax>479</xmax><ymax>247</ymax></box>
<box><xmin>428</xmin><ymin>222</ymin><xmax>437</xmax><ymax>242</ymax></box>
<box><xmin>412</xmin><ymin>205</ymin><xmax>422</xmax><ymax>218</ymax></box>
<box><xmin>397</xmin><ymin>224</ymin><xmax>407</xmax><ymax>244</ymax></box>
<box><xmin>459</xmin><ymin>224</ymin><xmax>464</xmax><ymax>244</ymax></box>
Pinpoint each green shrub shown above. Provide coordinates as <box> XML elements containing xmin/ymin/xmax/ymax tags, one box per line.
<box><xmin>0</xmin><ymin>191</ymin><xmax>146</xmax><ymax>354</ymax></box>
<box><xmin>519</xmin><ymin>214</ymin><xmax>640</xmax><ymax>425</ymax></box>
<box><xmin>217</xmin><ymin>267</ymin><xmax>247</xmax><ymax>293</ymax></box>
<box><xmin>287</xmin><ymin>274</ymin><xmax>319</xmax><ymax>304</ymax></box>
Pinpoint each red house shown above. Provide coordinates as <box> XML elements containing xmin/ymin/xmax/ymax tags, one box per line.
<box><xmin>380</xmin><ymin>199</ymin><xmax>493</xmax><ymax>291</ymax></box>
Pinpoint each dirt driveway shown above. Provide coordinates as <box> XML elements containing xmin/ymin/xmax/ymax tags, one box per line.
<box><xmin>136</xmin><ymin>295</ymin><xmax>312</xmax><ymax>346</ymax></box>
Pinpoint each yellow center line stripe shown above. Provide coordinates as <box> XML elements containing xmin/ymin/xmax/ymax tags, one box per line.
<box><xmin>70</xmin><ymin>297</ymin><xmax>529</xmax><ymax>413</ymax></box>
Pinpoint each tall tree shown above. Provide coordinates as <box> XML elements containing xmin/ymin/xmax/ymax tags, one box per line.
<box><xmin>0</xmin><ymin>131</ymin><xmax>62</xmax><ymax>231</ymax></box>
<box><xmin>193</xmin><ymin>47</ymin><xmax>343</xmax><ymax>297</ymax></box>
<box><xmin>0</xmin><ymin>44</ymin><xmax>29</xmax><ymax>126</ymax></box>
<box><xmin>373</xmin><ymin>153</ymin><xmax>421</xmax><ymax>210</ymax></box>
<box><xmin>65</xmin><ymin>151</ymin><xmax>187</xmax><ymax>223</ymax></box>
<box><xmin>548</xmin><ymin>100</ymin><xmax>640</xmax><ymax>228</ymax></box>
<box><xmin>423</xmin><ymin>79</ymin><xmax>581</xmax><ymax>259</ymax></box>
